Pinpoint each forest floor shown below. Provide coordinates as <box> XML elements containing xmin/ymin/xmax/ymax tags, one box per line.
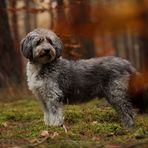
<box><xmin>0</xmin><ymin>97</ymin><xmax>148</xmax><ymax>148</ymax></box>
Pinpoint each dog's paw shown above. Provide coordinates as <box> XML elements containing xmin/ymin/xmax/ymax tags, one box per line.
<box><xmin>123</xmin><ymin>119</ymin><xmax>135</xmax><ymax>128</ymax></box>
<box><xmin>122</xmin><ymin>113</ymin><xmax>135</xmax><ymax>128</ymax></box>
<box><xmin>44</xmin><ymin>113</ymin><xmax>64</xmax><ymax>126</ymax></box>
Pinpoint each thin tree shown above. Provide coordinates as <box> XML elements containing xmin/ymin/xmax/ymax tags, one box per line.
<box><xmin>9</xmin><ymin>0</ymin><xmax>19</xmax><ymax>46</ymax></box>
<box><xmin>24</xmin><ymin>0</ymin><xmax>31</xmax><ymax>33</ymax></box>
<box><xmin>51</xmin><ymin>0</ymin><xmax>95</xmax><ymax>59</ymax></box>
<box><xmin>0</xmin><ymin>0</ymin><xmax>22</xmax><ymax>88</ymax></box>
<box><xmin>68</xmin><ymin>0</ymin><xmax>95</xmax><ymax>58</ymax></box>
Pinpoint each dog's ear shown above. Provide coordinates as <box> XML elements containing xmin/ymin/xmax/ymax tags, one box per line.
<box><xmin>20</xmin><ymin>37</ymin><xmax>33</xmax><ymax>60</ymax></box>
<box><xmin>53</xmin><ymin>36</ymin><xmax>63</xmax><ymax>58</ymax></box>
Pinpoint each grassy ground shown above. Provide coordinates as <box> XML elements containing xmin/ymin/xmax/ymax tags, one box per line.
<box><xmin>0</xmin><ymin>98</ymin><xmax>148</xmax><ymax>147</ymax></box>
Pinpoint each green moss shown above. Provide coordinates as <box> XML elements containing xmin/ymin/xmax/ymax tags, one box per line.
<box><xmin>0</xmin><ymin>98</ymin><xmax>148</xmax><ymax>147</ymax></box>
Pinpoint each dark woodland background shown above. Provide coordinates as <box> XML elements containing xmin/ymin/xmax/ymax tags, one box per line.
<box><xmin>0</xmin><ymin>0</ymin><xmax>148</xmax><ymax>96</ymax></box>
<box><xmin>1</xmin><ymin>1</ymin><xmax>148</xmax><ymax>147</ymax></box>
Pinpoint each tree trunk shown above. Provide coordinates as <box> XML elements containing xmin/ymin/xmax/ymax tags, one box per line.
<box><xmin>0</xmin><ymin>0</ymin><xmax>22</xmax><ymax>88</ymax></box>
<box><xmin>134</xmin><ymin>0</ymin><xmax>148</xmax><ymax>73</ymax></box>
<box><xmin>140</xmin><ymin>11</ymin><xmax>148</xmax><ymax>73</ymax></box>
<box><xmin>24</xmin><ymin>0</ymin><xmax>31</xmax><ymax>33</ymax></box>
<box><xmin>68</xmin><ymin>0</ymin><xmax>95</xmax><ymax>58</ymax></box>
<box><xmin>10</xmin><ymin>0</ymin><xmax>19</xmax><ymax>45</ymax></box>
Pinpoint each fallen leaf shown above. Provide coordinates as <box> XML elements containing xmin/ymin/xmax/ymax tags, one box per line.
<box><xmin>92</xmin><ymin>136</ymin><xmax>100</xmax><ymax>141</ymax></box>
<box><xmin>2</xmin><ymin>122</ymin><xmax>9</xmax><ymax>127</ymax></box>
<box><xmin>40</xmin><ymin>130</ymin><xmax>49</xmax><ymax>137</ymax></box>
<box><xmin>107</xmin><ymin>132</ymin><xmax>114</xmax><ymax>137</ymax></box>
<box><xmin>92</xmin><ymin>121</ymin><xmax>98</xmax><ymax>124</ymax></box>
<box><xmin>106</xmin><ymin>144</ymin><xmax>120</xmax><ymax>148</ymax></box>
<box><xmin>51</xmin><ymin>132</ymin><xmax>59</xmax><ymax>139</ymax></box>
<box><xmin>63</xmin><ymin>125</ymin><xmax>68</xmax><ymax>134</ymax></box>
<box><xmin>30</xmin><ymin>138</ymin><xmax>39</xmax><ymax>144</ymax></box>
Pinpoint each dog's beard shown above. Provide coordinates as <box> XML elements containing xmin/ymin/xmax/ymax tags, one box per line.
<box><xmin>33</xmin><ymin>49</ymin><xmax>56</xmax><ymax>64</ymax></box>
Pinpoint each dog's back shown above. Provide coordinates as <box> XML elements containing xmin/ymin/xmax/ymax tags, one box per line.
<box><xmin>57</xmin><ymin>56</ymin><xmax>137</xmax><ymax>103</ymax></box>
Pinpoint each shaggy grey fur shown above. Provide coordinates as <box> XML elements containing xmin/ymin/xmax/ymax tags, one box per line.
<box><xmin>21</xmin><ymin>28</ymin><xmax>137</xmax><ymax>128</ymax></box>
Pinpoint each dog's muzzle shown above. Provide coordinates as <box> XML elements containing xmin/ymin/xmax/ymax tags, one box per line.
<box><xmin>33</xmin><ymin>46</ymin><xmax>56</xmax><ymax>63</ymax></box>
<box><xmin>39</xmin><ymin>48</ymin><xmax>51</xmax><ymax>57</ymax></box>
<box><xmin>44</xmin><ymin>48</ymin><xmax>50</xmax><ymax>54</ymax></box>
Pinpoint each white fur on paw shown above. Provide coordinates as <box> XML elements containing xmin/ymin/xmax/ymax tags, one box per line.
<box><xmin>49</xmin><ymin>114</ymin><xmax>64</xmax><ymax>126</ymax></box>
<box><xmin>44</xmin><ymin>114</ymin><xmax>64</xmax><ymax>126</ymax></box>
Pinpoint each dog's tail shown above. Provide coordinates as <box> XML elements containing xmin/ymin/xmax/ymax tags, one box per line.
<box><xmin>129</xmin><ymin>71</ymin><xmax>148</xmax><ymax>113</ymax></box>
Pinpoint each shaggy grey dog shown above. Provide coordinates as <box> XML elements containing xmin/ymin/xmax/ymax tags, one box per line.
<box><xmin>21</xmin><ymin>28</ymin><xmax>137</xmax><ymax>128</ymax></box>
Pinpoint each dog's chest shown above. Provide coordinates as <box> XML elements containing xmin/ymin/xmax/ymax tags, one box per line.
<box><xmin>26</xmin><ymin>62</ymin><xmax>60</xmax><ymax>98</ymax></box>
<box><xmin>26</xmin><ymin>63</ymin><xmax>44</xmax><ymax>94</ymax></box>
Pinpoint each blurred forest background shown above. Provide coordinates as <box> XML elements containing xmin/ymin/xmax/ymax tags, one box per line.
<box><xmin>0</xmin><ymin>0</ymin><xmax>148</xmax><ymax>97</ymax></box>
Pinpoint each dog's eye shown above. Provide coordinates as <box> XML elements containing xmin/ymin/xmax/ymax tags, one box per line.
<box><xmin>46</xmin><ymin>38</ymin><xmax>53</xmax><ymax>45</ymax></box>
<box><xmin>36</xmin><ymin>40</ymin><xmax>41</xmax><ymax>46</ymax></box>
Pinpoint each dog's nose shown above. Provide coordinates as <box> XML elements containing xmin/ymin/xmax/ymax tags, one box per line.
<box><xmin>44</xmin><ymin>49</ymin><xmax>50</xmax><ymax>54</ymax></box>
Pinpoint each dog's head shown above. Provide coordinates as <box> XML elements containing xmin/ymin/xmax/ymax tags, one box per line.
<box><xmin>20</xmin><ymin>28</ymin><xmax>63</xmax><ymax>64</ymax></box>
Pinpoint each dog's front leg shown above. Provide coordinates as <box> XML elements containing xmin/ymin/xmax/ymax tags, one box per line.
<box><xmin>43</xmin><ymin>98</ymin><xmax>64</xmax><ymax>126</ymax></box>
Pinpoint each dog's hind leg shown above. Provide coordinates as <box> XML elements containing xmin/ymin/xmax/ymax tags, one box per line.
<box><xmin>105</xmin><ymin>77</ymin><xmax>135</xmax><ymax>128</ymax></box>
